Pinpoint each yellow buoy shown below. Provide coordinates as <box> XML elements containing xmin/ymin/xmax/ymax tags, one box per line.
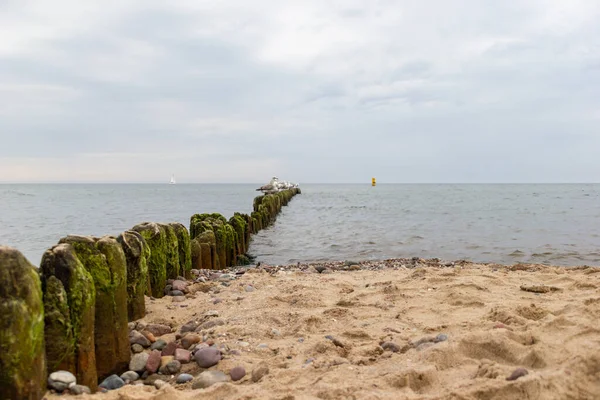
<box><xmin>372</xmin><ymin>177</ymin><xmax>376</xmax><ymax>186</ymax></box>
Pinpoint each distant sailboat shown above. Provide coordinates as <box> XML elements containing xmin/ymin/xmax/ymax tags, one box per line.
<box><xmin>169</xmin><ymin>174</ymin><xmax>176</xmax><ymax>185</ymax></box>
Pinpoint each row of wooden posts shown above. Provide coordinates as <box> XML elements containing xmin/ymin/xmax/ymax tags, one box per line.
<box><xmin>0</xmin><ymin>188</ymin><xmax>300</xmax><ymax>400</ymax></box>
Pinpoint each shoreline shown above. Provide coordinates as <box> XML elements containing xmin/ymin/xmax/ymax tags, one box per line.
<box><xmin>45</xmin><ymin>258</ymin><xmax>600</xmax><ymax>399</ymax></box>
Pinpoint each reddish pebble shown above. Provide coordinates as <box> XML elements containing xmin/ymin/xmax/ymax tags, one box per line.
<box><xmin>230</xmin><ymin>366</ymin><xmax>246</xmax><ymax>381</ymax></box>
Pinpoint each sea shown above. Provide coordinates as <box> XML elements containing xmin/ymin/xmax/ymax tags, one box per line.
<box><xmin>1</xmin><ymin>184</ymin><xmax>600</xmax><ymax>268</ymax></box>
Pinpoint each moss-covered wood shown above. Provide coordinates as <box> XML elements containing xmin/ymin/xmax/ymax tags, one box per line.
<box><xmin>117</xmin><ymin>231</ymin><xmax>149</xmax><ymax>322</ymax></box>
<box><xmin>40</xmin><ymin>243</ymin><xmax>98</xmax><ymax>391</ymax></box>
<box><xmin>59</xmin><ymin>235</ymin><xmax>129</xmax><ymax>381</ymax></box>
<box><xmin>131</xmin><ymin>222</ymin><xmax>167</xmax><ymax>298</ymax></box>
<box><xmin>158</xmin><ymin>223</ymin><xmax>180</xmax><ymax>280</ymax></box>
<box><xmin>169</xmin><ymin>222</ymin><xmax>192</xmax><ymax>279</ymax></box>
<box><xmin>0</xmin><ymin>246</ymin><xmax>46</xmax><ymax>400</ymax></box>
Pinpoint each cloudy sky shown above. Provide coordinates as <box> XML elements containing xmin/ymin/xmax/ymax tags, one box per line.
<box><xmin>1</xmin><ymin>0</ymin><xmax>599</xmax><ymax>183</ymax></box>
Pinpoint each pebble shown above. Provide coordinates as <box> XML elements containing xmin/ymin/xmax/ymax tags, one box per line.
<box><xmin>170</xmin><ymin>290</ymin><xmax>184</xmax><ymax>296</ymax></box>
<box><xmin>434</xmin><ymin>333</ymin><xmax>448</xmax><ymax>342</ymax></box>
<box><xmin>129</xmin><ymin>330</ymin><xmax>151</xmax><ymax>347</ymax></box>
<box><xmin>120</xmin><ymin>371</ymin><xmax>139</xmax><ymax>382</ymax></box>
<box><xmin>159</xmin><ymin>360</ymin><xmax>181</xmax><ymax>375</ymax></box>
<box><xmin>176</xmin><ymin>275</ymin><xmax>186</xmax><ymax>281</ymax></box>
<box><xmin>151</xmin><ymin>339</ymin><xmax>168</xmax><ymax>351</ymax></box>
<box><xmin>160</xmin><ymin>356</ymin><xmax>174</xmax><ymax>368</ymax></box>
<box><xmin>257</xmin><ymin>343</ymin><xmax>269</xmax><ymax>349</ymax></box>
<box><xmin>141</xmin><ymin>330</ymin><xmax>157</xmax><ymax>343</ymax></box>
<box><xmin>175</xmin><ymin>348</ymin><xmax>192</xmax><ymax>364</ymax></box>
<box><xmin>191</xmin><ymin>269</ymin><xmax>200</xmax><ymax>275</ymax></box>
<box><xmin>245</xmin><ymin>285</ymin><xmax>255</xmax><ymax>292</ymax></box>
<box><xmin>172</xmin><ymin>280</ymin><xmax>188</xmax><ymax>292</ymax></box>
<box><xmin>181</xmin><ymin>334</ymin><xmax>201</xmax><ymax>349</ymax></box>
<box><xmin>506</xmin><ymin>368</ymin><xmax>529</xmax><ymax>381</ymax></box>
<box><xmin>181</xmin><ymin>321</ymin><xmax>199</xmax><ymax>333</ymax></box>
<box><xmin>131</xmin><ymin>343</ymin><xmax>144</xmax><ymax>353</ymax></box>
<box><xmin>271</xmin><ymin>329</ymin><xmax>281</xmax><ymax>336</ymax></box>
<box><xmin>161</xmin><ymin>341</ymin><xmax>177</xmax><ymax>356</ymax></box>
<box><xmin>69</xmin><ymin>384</ymin><xmax>91</xmax><ymax>395</ymax></box>
<box><xmin>381</xmin><ymin>342</ymin><xmax>401</xmax><ymax>353</ymax></box>
<box><xmin>144</xmin><ymin>324</ymin><xmax>172</xmax><ymax>337</ymax></box>
<box><xmin>47</xmin><ymin>370</ymin><xmax>77</xmax><ymax>392</ymax></box>
<box><xmin>128</xmin><ymin>322</ymin><xmax>136</xmax><ymax>331</ymax></box>
<box><xmin>164</xmin><ymin>285</ymin><xmax>172</xmax><ymax>295</ymax></box>
<box><xmin>194</xmin><ymin>347</ymin><xmax>221</xmax><ymax>368</ymax></box>
<box><xmin>230</xmin><ymin>366</ymin><xmax>246</xmax><ymax>381</ymax></box>
<box><xmin>99</xmin><ymin>375</ymin><xmax>125</xmax><ymax>390</ymax></box>
<box><xmin>143</xmin><ymin>374</ymin><xmax>162</xmax><ymax>386</ymax></box>
<box><xmin>315</xmin><ymin>266</ymin><xmax>327</xmax><ymax>273</ymax></box>
<box><xmin>176</xmin><ymin>373</ymin><xmax>194</xmax><ymax>384</ymax></box>
<box><xmin>154</xmin><ymin>379</ymin><xmax>168</xmax><ymax>389</ymax></box>
<box><xmin>172</xmin><ymin>296</ymin><xmax>186</xmax><ymax>302</ymax></box>
<box><xmin>237</xmin><ymin>341</ymin><xmax>250</xmax><ymax>347</ymax></box>
<box><xmin>212</xmin><ymin>298</ymin><xmax>223</xmax><ymax>304</ymax></box>
<box><xmin>146</xmin><ymin>350</ymin><xmax>162</xmax><ymax>373</ymax></box>
<box><xmin>206</xmin><ymin>310</ymin><xmax>219</xmax><ymax>317</ymax></box>
<box><xmin>252</xmin><ymin>363</ymin><xmax>270</xmax><ymax>382</ymax></box>
<box><xmin>200</xmin><ymin>319</ymin><xmax>225</xmax><ymax>330</ymax></box>
<box><xmin>192</xmin><ymin>370</ymin><xmax>229</xmax><ymax>389</ymax></box>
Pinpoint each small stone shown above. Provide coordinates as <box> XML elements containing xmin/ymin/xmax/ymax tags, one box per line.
<box><xmin>48</xmin><ymin>370</ymin><xmax>77</xmax><ymax>392</ymax></box>
<box><xmin>164</xmin><ymin>285</ymin><xmax>172</xmax><ymax>296</ymax></box>
<box><xmin>435</xmin><ymin>333</ymin><xmax>448</xmax><ymax>342</ymax></box>
<box><xmin>161</xmin><ymin>342</ymin><xmax>177</xmax><ymax>356</ymax></box>
<box><xmin>271</xmin><ymin>329</ymin><xmax>281</xmax><ymax>336</ymax></box>
<box><xmin>170</xmin><ymin>290</ymin><xmax>184</xmax><ymax>296</ymax></box>
<box><xmin>175</xmin><ymin>349</ymin><xmax>191</xmax><ymax>364</ymax></box>
<box><xmin>191</xmin><ymin>269</ymin><xmax>200</xmax><ymax>275</ymax></box>
<box><xmin>159</xmin><ymin>360</ymin><xmax>181</xmax><ymax>375</ymax></box>
<box><xmin>213</xmin><ymin>298</ymin><xmax>222</xmax><ymax>304</ymax></box>
<box><xmin>506</xmin><ymin>368</ymin><xmax>528</xmax><ymax>381</ymax></box>
<box><xmin>141</xmin><ymin>330</ymin><xmax>157</xmax><ymax>343</ymax></box>
<box><xmin>70</xmin><ymin>385</ymin><xmax>91</xmax><ymax>395</ymax></box>
<box><xmin>146</xmin><ymin>350</ymin><xmax>162</xmax><ymax>373</ymax></box>
<box><xmin>120</xmin><ymin>371</ymin><xmax>139</xmax><ymax>382</ymax></box>
<box><xmin>128</xmin><ymin>322</ymin><xmax>136</xmax><ymax>331</ymax></box>
<box><xmin>129</xmin><ymin>330</ymin><xmax>151</xmax><ymax>347</ymax></box>
<box><xmin>154</xmin><ymin>379</ymin><xmax>168</xmax><ymax>389</ymax></box>
<box><xmin>143</xmin><ymin>374</ymin><xmax>162</xmax><ymax>386</ymax></box>
<box><xmin>230</xmin><ymin>366</ymin><xmax>246</xmax><ymax>381</ymax></box>
<box><xmin>194</xmin><ymin>347</ymin><xmax>221</xmax><ymax>368</ymax></box>
<box><xmin>172</xmin><ymin>296</ymin><xmax>186</xmax><ymax>302</ymax></box>
<box><xmin>181</xmin><ymin>334</ymin><xmax>201</xmax><ymax>349</ymax></box>
<box><xmin>181</xmin><ymin>321</ymin><xmax>199</xmax><ymax>333</ymax></box>
<box><xmin>144</xmin><ymin>324</ymin><xmax>172</xmax><ymax>337</ymax></box>
<box><xmin>257</xmin><ymin>343</ymin><xmax>269</xmax><ymax>349</ymax></box>
<box><xmin>130</xmin><ymin>352</ymin><xmax>150</xmax><ymax>372</ymax></box>
<box><xmin>151</xmin><ymin>339</ymin><xmax>168</xmax><ymax>351</ymax></box>
<box><xmin>172</xmin><ymin>280</ymin><xmax>188</xmax><ymax>292</ymax></box>
<box><xmin>229</xmin><ymin>349</ymin><xmax>242</xmax><ymax>356</ymax></box>
<box><xmin>206</xmin><ymin>310</ymin><xmax>219</xmax><ymax>317</ymax></box>
<box><xmin>192</xmin><ymin>370</ymin><xmax>229</xmax><ymax>389</ymax></box>
<box><xmin>200</xmin><ymin>318</ymin><xmax>225</xmax><ymax>330</ymax></box>
<box><xmin>160</xmin><ymin>356</ymin><xmax>175</xmax><ymax>368</ymax></box>
<box><xmin>315</xmin><ymin>266</ymin><xmax>327</xmax><ymax>273</ymax></box>
<box><xmin>176</xmin><ymin>373</ymin><xmax>194</xmax><ymax>384</ymax></box>
<box><xmin>251</xmin><ymin>363</ymin><xmax>269</xmax><ymax>382</ymax></box>
<box><xmin>245</xmin><ymin>285</ymin><xmax>255</xmax><ymax>292</ymax></box>
<box><xmin>131</xmin><ymin>343</ymin><xmax>144</xmax><ymax>353</ymax></box>
<box><xmin>381</xmin><ymin>342</ymin><xmax>401</xmax><ymax>353</ymax></box>
<box><xmin>237</xmin><ymin>341</ymin><xmax>250</xmax><ymax>348</ymax></box>
<box><xmin>99</xmin><ymin>375</ymin><xmax>125</xmax><ymax>391</ymax></box>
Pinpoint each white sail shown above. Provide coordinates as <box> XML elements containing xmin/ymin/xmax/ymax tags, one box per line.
<box><xmin>169</xmin><ymin>174</ymin><xmax>176</xmax><ymax>184</ymax></box>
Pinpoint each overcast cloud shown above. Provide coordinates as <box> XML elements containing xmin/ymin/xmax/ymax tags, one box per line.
<box><xmin>1</xmin><ymin>0</ymin><xmax>599</xmax><ymax>183</ymax></box>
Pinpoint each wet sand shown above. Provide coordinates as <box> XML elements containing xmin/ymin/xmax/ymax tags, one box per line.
<box><xmin>47</xmin><ymin>259</ymin><xmax>600</xmax><ymax>399</ymax></box>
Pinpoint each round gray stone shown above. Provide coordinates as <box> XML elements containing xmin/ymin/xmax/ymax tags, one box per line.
<box><xmin>176</xmin><ymin>373</ymin><xmax>194</xmax><ymax>384</ymax></box>
<box><xmin>99</xmin><ymin>374</ymin><xmax>125</xmax><ymax>390</ymax></box>
<box><xmin>120</xmin><ymin>371</ymin><xmax>139</xmax><ymax>382</ymax></box>
<box><xmin>129</xmin><ymin>352</ymin><xmax>150</xmax><ymax>372</ymax></box>
<box><xmin>132</xmin><ymin>343</ymin><xmax>144</xmax><ymax>353</ymax></box>
<box><xmin>151</xmin><ymin>339</ymin><xmax>168</xmax><ymax>351</ymax></box>
<box><xmin>47</xmin><ymin>370</ymin><xmax>76</xmax><ymax>392</ymax></box>
<box><xmin>69</xmin><ymin>385</ymin><xmax>91</xmax><ymax>395</ymax></box>
<box><xmin>194</xmin><ymin>347</ymin><xmax>221</xmax><ymax>368</ymax></box>
<box><xmin>230</xmin><ymin>366</ymin><xmax>246</xmax><ymax>381</ymax></box>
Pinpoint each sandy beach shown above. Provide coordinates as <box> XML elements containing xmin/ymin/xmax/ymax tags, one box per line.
<box><xmin>46</xmin><ymin>259</ymin><xmax>600</xmax><ymax>400</ymax></box>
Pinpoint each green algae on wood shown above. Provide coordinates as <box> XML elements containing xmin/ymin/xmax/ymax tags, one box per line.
<box><xmin>117</xmin><ymin>230</ymin><xmax>149</xmax><ymax>322</ymax></box>
<box><xmin>40</xmin><ymin>243</ymin><xmax>98</xmax><ymax>391</ymax></box>
<box><xmin>131</xmin><ymin>222</ymin><xmax>167</xmax><ymax>298</ymax></box>
<box><xmin>0</xmin><ymin>246</ymin><xmax>46</xmax><ymax>400</ymax></box>
<box><xmin>159</xmin><ymin>223</ymin><xmax>180</xmax><ymax>280</ymax></box>
<box><xmin>58</xmin><ymin>235</ymin><xmax>129</xmax><ymax>381</ymax></box>
<box><xmin>169</xmin><ymin>222</ymin><xmax>192</xmax><ymax>279</ymax></box>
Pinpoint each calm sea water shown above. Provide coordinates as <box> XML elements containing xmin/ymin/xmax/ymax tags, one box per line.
<box><xmin>1</xmin><ymin>184</ymin><xmax>600</xmax><ymax>267</ymax></box>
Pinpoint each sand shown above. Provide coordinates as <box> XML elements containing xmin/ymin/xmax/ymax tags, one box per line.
<box><xmin>46</xmin><ymin>259</ymin><xmax>600</xmax><ymax>400</ymax></box>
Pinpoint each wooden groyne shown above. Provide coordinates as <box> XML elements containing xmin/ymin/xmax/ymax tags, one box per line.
<box><xmin>0</xmin><ymin>188</ymin><xmax>300</xmax><ymax>398</ymax></box>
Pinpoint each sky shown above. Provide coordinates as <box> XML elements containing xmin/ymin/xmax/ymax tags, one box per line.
<box><xmin>1</xmin><ymin>0</ymin><xmax>599</xmax><ymax>183</ymax></box>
